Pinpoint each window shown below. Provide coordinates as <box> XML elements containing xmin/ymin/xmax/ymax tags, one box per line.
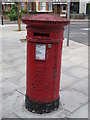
<box><xmin>21</xmin><ymin>2</ymin><xmax>25</xmax><ymax>10</ymax></box>
<box><xmin>36</xmin><ymin>2</ymin><xmax>38</xmax><ymax>11</ymax></box>
<box><xmin>71</xmin><ymin>2</ymin><xmax>79</xmax><ymax>14</ymax></box>
<box><xmin>62</xmin><ymin>4</ymin><xmax>66</xmax><ymax>12</ymax></box>
<box><xmin>6</xmin><ymin>4</ymin><xmax>9</xmax><ymax>11</ymax></box>
<box><xmin>40</xmin><ymin>2</ymin><xmax>46</xmax><ymax>12</ymax></box>
<box><xmin>28</xmin><ymin>2</ymin><xmax>31</xmax><ymax>11</ymax></box>
<box><xmin>48</xmin><ymin>2</ymin><xmax>52</xmax><ymax>12</ymax></box>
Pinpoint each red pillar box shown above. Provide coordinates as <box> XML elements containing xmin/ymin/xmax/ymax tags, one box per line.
<box><xmin>22</xmin><ymin>14</ymin><xmax>70</xmax><ymax>114</ymax></box>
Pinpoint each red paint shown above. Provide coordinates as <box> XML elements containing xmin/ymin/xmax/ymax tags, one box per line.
<box><xmin>22</xmin><ymin>14</ymin><xmax>70</xmax><ymax>103</ymax></box>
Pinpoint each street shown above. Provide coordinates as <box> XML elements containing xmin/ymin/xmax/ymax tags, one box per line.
<box><xmin>0</xmin><ymin>18</ymin><xmax>89</xmax><ymax>46</ymax></box>
<box><xmin>65</xmin><ymin>21</ymin><xmax>88</xmax><ymax>46</ymax></box>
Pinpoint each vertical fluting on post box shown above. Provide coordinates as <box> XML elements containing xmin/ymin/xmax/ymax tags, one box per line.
<box><xmin>22</xmin><ymin>14</ymin><xmax>70</xmax><ymax>114</ymax></box>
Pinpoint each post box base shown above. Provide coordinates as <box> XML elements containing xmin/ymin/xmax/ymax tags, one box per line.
<box><xmin>25</xmin><ymin>95</ymin><xmax>59</xmax><ymax>114</ymax></box>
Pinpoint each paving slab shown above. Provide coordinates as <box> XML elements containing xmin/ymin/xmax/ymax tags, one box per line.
<box><xmin>67</xmin><ymin>104</ymin><xmax>88</xmax><ymax>118</ymax></box>
<box><xmin>7</xmin><ymin>74</ymin><xmax>26</xmax><ymax>88</ymax></box>
<box><xmin>2</xmin><ymin>68</ymin><xmax>22</xmax><ymax>80</ymax></box>
<box><xmin>70</xmin><ymin>77</ymin><xmax>88</xmax><ymax>95</ymax></box>
<box><xmin>0</xmin><ymin>95</ymin><xmax>2</xmax><ymax>120</ymax></box>
<box><xmin>2</xmin><ymin>63</ymin><xmax>12</xmax><ymax>70</ymax></box>
<box><xmin>60</xmin><ymin>87</ymin><xmax>88</xmax><ymax>113</ymax></box>
<box><xmin>12</xmin><ymin>57</ymin><xmax>26</xmax><ymax>67</ymax></box>
<box><xmin>0</xmin><ymin>25</ymin><xmax>2</xmax><ymax>119</ymax></box>
<box><xmin>62</xmin><ymin>65</ymin><xmax>88</xmax><ymax>79</ymax></box>
<box><xmin>9</xmin><ymin>51</ymin><xmax>26</xmax><ymax>60</ymax></box>
<box><xmin>63</xmin><ymin>44</ymin><xmax>88</xmax><ymax>56</ymax></box>
<box><xmin>6</xmin><ymin>113</ymin><xmax>21</xmax><ymax>118</ymax></box>
<box><xmin>60</xmin><ymin>73</ymin><xmax>81</xmax><ymax>90</ymax></box>
<box><xmin>62</xmin><ymin>40</ymin><xmax>88</xmax><ymax>73</ymax></box>
<box><xmin>0</xmin><ymin>81</ymin><xmax>2</xmax><ymax>96</ymax></box>
<box><xmin>63</xmin><ymin>39</ymin><xmax>85</xmax><ymax>48</ymax></box>
<box><xmin>16</xmin><ymin>64</ymin><xmax>26</xmax><ymax>74</ymax></box>
<box><xmin>2</xmin><ymin>91</ymin><xmax>24</xmax><ymax>118</ymax></box>
<box><xmin>79</xmin><ymin>62</ymin><xmax>88</xmax><ymax>70</ymax></box>
<box><xmin>2</xmin><ymin>80</ymin><xmax>20</xmax><ymax>95</ymax></box>
<box><xmin>84</xmin><ymin>89</ymin><xmax>88</xmax><ymax>96</ymax></box>
<box><xmin>17</xmin><ymin>86</ymin><xmax>26</xmax><ymax>95</ymax></box>
<box><xmin>14</xmin><ymin>102</ymin><xmax>69</xmax><ymax>118</ymax></box>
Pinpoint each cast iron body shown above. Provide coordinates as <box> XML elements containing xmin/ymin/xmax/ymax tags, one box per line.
<box><xmin>22</xmin><ymin>14</ymin><xmax>70</xmax><ymax>114</ymax></box>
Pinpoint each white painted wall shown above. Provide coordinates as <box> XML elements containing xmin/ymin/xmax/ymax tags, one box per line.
<box><xmin>79</xmin><ymin>1</ymin><xmax>86</xmax><ymax>14</ymax></box>
<box><xmin>36</xmin><ymin>2</ymin><xmax>38</xmax><ymax>12</ymax></box>
<box><xmin>79</xmin><ymin>0</ymin><xmax>90</xmax><ymax>14</ymax></box>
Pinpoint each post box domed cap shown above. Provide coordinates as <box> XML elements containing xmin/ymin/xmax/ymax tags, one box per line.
<box><xmin>22</xmin><ymin>14</ymin><xmax>70</xmax><ymax>26</ymax></box>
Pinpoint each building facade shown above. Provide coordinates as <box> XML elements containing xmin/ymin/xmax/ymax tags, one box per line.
<box><xmin>2</xmin><ymin>1</ymin><xmax>67</xmax><ymax>16</ymax></box>
<box><xmin>20</xmin><ymin>2</ymin><xmax>68</xmax><ymax>17</ymax></box>
<box><xmin>20</xmin><ymin>2</ymin><xmax>53</xmax><ymax>13</ymax></box>
<box><xmin>79</xmin><ymin>0</ymin><xmax>90</xmax><ymax>15</ymax></box>
<box><xmin>53</xmin><ymin>2</ymin><xmax>68</xmax><ymax>17</ymax></box>
<box><xmin>2</xmin><ymin>2</ymin><xmax>14</xmax><ymax>12</ymax></box>
<box><xmin>2</xmin><ymin>0</ymin><xmax>90</xmax><ymax>19</ymax></box>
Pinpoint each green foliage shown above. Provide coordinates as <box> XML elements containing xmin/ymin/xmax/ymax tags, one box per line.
<box><xmin>21</xmin><ymin>9</ymin><xmax>27</xmax><ymax>14</ymax></box>
<box><xmin>88</xmin><ymin>3</ymin><xmax>90</xmax><ymax>11</ymax></box>
<box><xmin>29</xmin><ymin>11</ymin><xmax>37</xmax><ymax>14</ymax></box>
<box><xmin>8</xmin><ymin>3</ymin><xmax>49</xmax><ymax>21</ymax></box>
<box><xmin>88</xmin><ymin>3</ymin><xmax>90</xmax><ymax>18</ymax></box>
<box><xmin>21</xmin><ymin>10</ymin><xmax>38</xmax><ymax>14</ymax></box>
<box><xmin>3</xmin><ymin>10</ymin><xmax>9</xmax><ymax>14</ymax></box>
<box><xmin>29</xmin><ymin>11</ymin><xmax>49</xmax><ymax>15</ymax></box>
<box><xmin>8</xmin><ymin>3</ymin><xmax>22</xmax><ymax>21</ymax></box>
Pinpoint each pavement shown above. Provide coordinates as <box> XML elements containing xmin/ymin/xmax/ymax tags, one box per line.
<box><xmin>0</xmin><ymin>24</ymin><xmax>88</xmax><ymax>119</ymax></box>
<box><xmin>70</xmin><ymin>19</ymin><xmax>89</xmax><ymax>22</ymax></box>
<box><xmin>1</xmin><ymin>19</ymin><xmax>18</xmax><ymax>25</ymax></box>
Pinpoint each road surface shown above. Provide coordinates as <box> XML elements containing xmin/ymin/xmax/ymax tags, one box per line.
<box><xmin>65</xmin><ymin>21</ymin><xmax>88</xmax><ymax>46</ymax></box>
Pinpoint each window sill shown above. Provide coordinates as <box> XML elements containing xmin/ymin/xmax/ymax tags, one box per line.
<box><xmin>36</xmin><ymin>10</ymin><xmax>52</xmax><ymax>12</ymax></box>
<box><xmin>62</xmin><ymin>10</ymin><xmax>67</xmax><ymax>13</ymax></box>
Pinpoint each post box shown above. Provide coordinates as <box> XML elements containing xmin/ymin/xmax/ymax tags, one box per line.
<box><xmin>22</xmin><ymin>14</ymin><xmax>70</xmax><ymax>114</ymax></box>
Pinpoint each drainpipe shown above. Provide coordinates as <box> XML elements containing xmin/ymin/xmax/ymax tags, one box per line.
<box><xmin>67</xmin><ymin>0</ymin><xmax>70</xmax><ymax>46</ymax></box>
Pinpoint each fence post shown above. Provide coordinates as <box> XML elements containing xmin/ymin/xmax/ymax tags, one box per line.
<box><xmin>1</xmin><ymin>15</ymin><xmax>3</xmax><ymax>25</ymax></box>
